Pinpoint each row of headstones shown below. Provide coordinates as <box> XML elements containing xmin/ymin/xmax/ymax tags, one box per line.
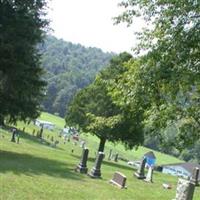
<box><xmin>135</xmin><ymin>157</ymin><xmax>200</xmax><ymax>200</ymax></box>
<box><xmin>76</xmin><ymin>149</ymin><xmax>199</xmax><ymax>200</ymax></box>
<box><xmin>75</xmin><ymin>148</ymin><xmax>104</xmax><ymax>178</ymax></box>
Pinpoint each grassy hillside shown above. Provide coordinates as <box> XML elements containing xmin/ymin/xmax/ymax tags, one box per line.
<box><xmin>0</xmin><ymin>113</ymin><xmax>199</xmax><ymax>200</ymax></box>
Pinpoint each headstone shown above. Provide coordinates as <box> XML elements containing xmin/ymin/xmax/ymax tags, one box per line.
<box><xmin>32</xmin><ymin>129</ymin><xmax>35</xmax><ymax>136</ymax></box>
<box><xmin>134</xmin><ymin>157</ymin><xmax>146</xmax><ymax>179</ymax></box>
<box><xmin>76</xmin><ymin>148</ymin><xmax>89</xmax><ymax>174</ymax></box>
<box><xmin>16</xmin><ymin>134</ymin><xmax>20</xmax><ymax>144</ymax></box>
<box><xmin>11</xmin><ymin>128</ymin><xmax>16</xmax><ymax>142</ymax></box>
<box><xmin>144</xmin><ymin>166</ymin><xmax>153</xmax><ymax>183</ymax></box>
<box><xmin>39</xmin><ymin>127</ymin><xmax>43</xmax><ymax>138</ymax></box>
<box><xmin>109</xmin><ymin>171</ymin><xmax>127</xmax><ymax>189</ymax></box>
<box><xmin>114</xmin><ymin>153</ymin><xmax>119</xmax><ymax>162</ymax></box>
<box><xmin>88</xmin><ymin>151</ymin><xmax>104</xmax><ymax>178</ymax></box>
<box><xmin>172</xmin><ymin>178</ymin><xmax>195</xmax><ymax>200</ymax></box>
<box><xmin>190</xmin><ymin>167</ymin><xmax>199</xmax><ymax>186</ymax></box>
<box><xmin>108</xmin><ymin>149</ymin><xmax>112</xmax><ymax>160</ymax></box>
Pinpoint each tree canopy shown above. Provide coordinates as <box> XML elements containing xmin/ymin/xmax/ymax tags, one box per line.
<box><xmin>113</xmin><ymin>0</ymin><xmax>200</xmax><ymax>149</ymax></box>
<box><xmin>0</xmin><ymin>0</ymin><xmax>48</xmax><ymax>124</ymax></box>
<box><xmin>66</xmin><ymin>52</ymin><xmax>145</xmax><ymax>152</ymax></box>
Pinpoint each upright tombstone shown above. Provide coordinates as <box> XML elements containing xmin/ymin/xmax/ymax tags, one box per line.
<box><xmin>76</xmin><ymin>148</ymin><xmax>89</xmax><ymax>174</ymax></box>
<box><xmin>11</xmin><ymin>128</ymin><xmax>16</xmax><ymax>142</ymax></box>
<box><xmin>144</xmin><ymin>166</ymin><xmax>154</xmax><ymax>183</ymax></box>
<box><xmin>190</xmin><ymin>167</ymin><xmax>199</xmax><ymax>186</ymax></box>
<box><xmin>88</xmin><ymin>151</ymin><xmax>104</xmax><ymax>178</ymax></box>
<box><xmin>134</xmin><ymin>157</ymin><xmax>146</xmax><ymax>179</ymax></box>
<box><xmin>109</xmin><ymin>171</ymin><xmax>127</xmax><ymax>189</ymax></box>
<box><xmin>108</xmin><ymin>149</ymin><xmax>112</xmax><ymax>160</ymax></box>
<box><xmin>114</xmin><ymin>153</ymin><xmax>119</xmax><ymax>162</ymax></box>
<box><xmin>172</xmin><ymin>178</ymin><xmax>195</xmax><ymax>200</ymax></box>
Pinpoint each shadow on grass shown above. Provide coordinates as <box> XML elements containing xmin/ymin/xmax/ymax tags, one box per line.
<box><xmin>0</xmin><ymin>150</ymin><xmax>83</xmax><ymax>180</ymax></box>
<box><xmin>71</xmin><ymin>154</ymin><xmax>136</xmax><ymax>172</ymax></box>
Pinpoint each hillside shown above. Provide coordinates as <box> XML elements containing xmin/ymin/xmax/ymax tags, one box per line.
<box><xmin>1</xmin><ymin>113</ymin><xmax>199</xmax><ymax>200</ymax></box>
<box><xmin>39</xmin><ymin>36</ymin><xmax>114</xmax><ymax>117</ymax></box>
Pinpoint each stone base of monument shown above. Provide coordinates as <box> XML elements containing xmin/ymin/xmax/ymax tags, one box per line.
<box><xmin>134</xmin><ymin>172</ymin><xmax>146</xmax><ymax>179</ymax></box>
<box><xmin>88</xmin><ymin>168</ymin><xmax>101</xmax><ymax>178</ymax></box>
<box><xmin>172</xmin><ymin>178</ymin><xmax>195</xmax><ymax>200</ymax></box>
<box><xmin>75</xmin><ymin>164</ymin><xmax>88</xmax><ymax>174</ymax></box>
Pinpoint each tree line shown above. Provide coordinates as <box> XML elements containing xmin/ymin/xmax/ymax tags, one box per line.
<box><xmin>39</xmin><ymin>35</ymin><xmax>114</xmax><ymax>117</ymax></box>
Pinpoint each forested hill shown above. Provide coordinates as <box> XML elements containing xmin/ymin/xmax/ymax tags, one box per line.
<box><xmin>39</xmin><ymin>35</ymin><xmax>114</xmax><ymax>117</ymax></box>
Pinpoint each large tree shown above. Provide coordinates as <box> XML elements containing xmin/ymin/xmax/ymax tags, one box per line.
<box><xmin>113</xmin><ymin>0</ymin><xmax>200</xmax><ymax>149</ymax></box>
<box><xmin>0</xmin><ymin>0</ymin><xmax>48</xmax><ymax>124</ymax></box>
<box><xmin>66</xmin><ymin>53</ymin><xmax>144</xmax><ymax>152</ymax></box>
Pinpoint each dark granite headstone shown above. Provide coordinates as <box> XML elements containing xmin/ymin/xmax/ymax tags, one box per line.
<box><xmin>88</xmin><ymin>151</ymin><xmax>104</xmax><ymax>178</ymax></box>
<box><xmin>76</xmin><ymin>148</ymin><xmax>89</xmax><ymax>174</ymax></box>
<box><xmin>108</xmin><ymin>149</ymin><xmax>112</xmax><ymax>160</ymax></box>
<box><xmin>109</xmin><ymin>171</ymin><xmax>127</xmax><ymax>189</ymax></box>
<box><xmin>11</xmin><ymin>129</ymin><xmax>16</xmax><ymax>142</ymax></box>
<box><xmin>134</xmin><ymin>157</ymin><xmax>146</xmax><ymax>179</ymax></box>
<box><xmin>114</xmin><ymin>153</ymin><xmax>119</xmax><ymax>162</ymax></box>
<box><xmin>190</xmin><ymin>167</ymin><xmax>199</xmax><ymax>186</ymax></box>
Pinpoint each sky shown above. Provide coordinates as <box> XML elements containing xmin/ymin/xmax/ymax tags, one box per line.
<box><xmin>47</xmin><ymin>0</ymin><xmax>143</xmax><ymax>53</ymax></box>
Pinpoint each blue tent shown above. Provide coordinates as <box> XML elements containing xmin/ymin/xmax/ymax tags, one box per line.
<box><xmin>144</xmin><ymin>151</ymin><xmax>156</xmax><ymax>167</ymax></box>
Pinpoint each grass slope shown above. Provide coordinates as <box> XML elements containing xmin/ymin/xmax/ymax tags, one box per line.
<box><xmin>0</xmin><ymin>113</ymin><xmax>199</xmax><ymax>200</ymax></box>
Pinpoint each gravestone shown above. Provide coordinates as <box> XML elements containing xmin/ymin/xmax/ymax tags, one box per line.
<box><xmin>144</xmin><ymin>166</ymin><xmax>153</xmax><ymax>183</ymax></box>
<box><xmin>39</xmin><ymin>127</ymin><xmax>43</xmax><ymax>138</ymax></box>
<box><xmin>109</xmin><ymin>171</ymin><xmax>127</xmax><ymax>189</ymax></box>
<box><xmin>108</xmin><ymin>149</ymin><xmax>112</xmax><ymax>160</ymax></box>
<box><xmin>114</xmin><ymin>153</ymin><xmax>119</xmax><ymax>162</ymax></box>
<box><xmin>32</xmin><ymin>129</ymin><xmax>35</xmax><ymax>136</ymax></box>
<box><xmin>190</xmin><ymin>167</ymin><xmax>199</xmax><ymax>186</ymax></box>
<box><xmin>88</xmin><ymin>151</ymin><xmax>104</xmax><ymax>178</ymax></box>
<box><xmin>172</xmin><ymin>179</ymin><xmax>195</xmax><ymax>200</ymax></box>
<box><xmin>134</xmin><ymin>157</ymin><xmax>146</xmax><ymax>179</ymax></box>
<box><xmin>76</xmin><ymin>148</ymin><xmax>89</xmax><ymax>174</ymax></box>
<box><xmin>11</xmin><ymin>128</ymin><xmax>16</xmax><ymax>142</ymax></box>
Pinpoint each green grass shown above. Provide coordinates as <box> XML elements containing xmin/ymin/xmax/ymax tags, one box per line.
<box><xmin>0</xmin><ymin>113</ymin><xmax>199</xmax><ymax>200</ymax></box>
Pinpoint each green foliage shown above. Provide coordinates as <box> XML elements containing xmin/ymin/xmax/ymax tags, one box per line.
<box><xmin>66</xmin><ymin>53</ymin><xmax>145</xmax><ymax>151</ymax></box>
<box><xmin>0</xmin><ymin>0</ymin><xmax>48</xmax><ymax>124</ymax></box>
<box><xmin>114</xmin><ymin>0</ymin><xmax>200</xmax><ymax>149</ymax></box>
<box><xmin>39</xmin><ymin>35</ymin><xmax>114</xmax><ymax>117</ymax></box>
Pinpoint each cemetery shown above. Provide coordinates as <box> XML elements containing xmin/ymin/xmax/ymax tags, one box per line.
<box><xmin>0</xmin><ymin>112</ymin><xmax>200</xmax><ymax>200</ymax></box>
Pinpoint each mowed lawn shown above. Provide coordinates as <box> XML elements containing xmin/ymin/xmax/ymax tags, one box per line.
<box><xmin>0</xmin><ymin>113</ymin><xmax>200</xmax><ymax>200</ymax></box>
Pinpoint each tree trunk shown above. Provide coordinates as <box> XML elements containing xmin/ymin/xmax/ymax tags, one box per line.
<box><xmin>98</xmin><ymin>137</ymin><xmax>106</xmax><ymax>152</ymax></box>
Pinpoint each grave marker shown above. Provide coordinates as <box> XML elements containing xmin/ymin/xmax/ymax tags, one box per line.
<box><xmin>114</xmin><ymin>153</ymin><xmax>119</xmax><ymax>162</ymax></box>
<box><xmin>134</xmin><ymin>157</ymin><xmax>146</xmax><ymax>179</ymax></box>
<box><xmin>109</xmin><ymin>171</ymin><xmax>127</xmax><ymax>189</ymax></box>
<box><xmin>88</xmin><ymin>151</ymin><xmax>104</xmax><ymax>178</ymax></box>
<box><xmin>190</xmin><ymin>167</ymin><xmax>199</xmax><ymax>186</ymax></box>
<box><xmin>144</xmin><ymin>166</ymin><xmax>153</xmax><ymax>183</ymax></box>
<box><xmin>76</xmin><ymin>148</ymin><xmax>89</xmax><ymax>174</ymax></box>
<box><xmin>172</xmin><ymin>178</ymin><xmax>195</xmax><ymax>200</ymax></box>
